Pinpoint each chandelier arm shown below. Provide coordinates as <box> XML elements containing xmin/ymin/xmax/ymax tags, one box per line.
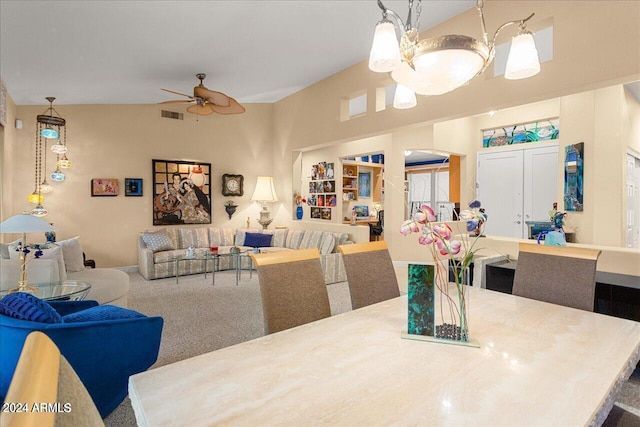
<box><xmin>490</xmin><ymin>13</ymin><xmax>535</xmax><ymax>49</ymax></box>
<box><xmin>476</xmin><ymin>0</ymin><xmax>490</xmax><ymax>47</ymax></box>
<box><xmin>377</xmin><ymin>0</ymin><xmax>408</xmax><ymax>33</ymax></box>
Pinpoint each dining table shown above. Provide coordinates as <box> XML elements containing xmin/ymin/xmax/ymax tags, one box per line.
<box><xmin>129</xmin><ymin>285</ymin><xmax>640</xmax><ymax>426</ymax></box>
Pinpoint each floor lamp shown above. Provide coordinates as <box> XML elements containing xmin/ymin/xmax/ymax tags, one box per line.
<box><xmin>251</xmin><ymin>176</ymin><xmax>278</xmax><ymax>229</ymax></box>
<box><xmin>0</xmin><ymin>213</ymin><xmax>58</xmax><ymax>293</ymax></box>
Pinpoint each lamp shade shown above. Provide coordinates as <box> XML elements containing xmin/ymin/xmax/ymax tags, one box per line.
<box><xmin>505</xmin><ymin>32</ymin><xmax>540</xmax><ymax>80</ymax></box>
<box><xmin>393</xmin><ymin>85</ymin><xmax>417</xmax><ymax>109</ymax></box>
<box><xmin>0</xmin><ymin>213</ymin><xmax>58</xmax><ymax>233</ymax></box>
<box><xmin>368</xmin><ymin>21</ymin><xmax>401</xmax><ymax>73</ymax></box>
<box><xmin>251</xmin><ymin>176</ymin><xmax>278</xmax><ymax>202</ymax></box>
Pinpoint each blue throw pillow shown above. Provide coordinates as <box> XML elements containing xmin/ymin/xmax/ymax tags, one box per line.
<box><xmin>244</xmin><ymin>232</ymin><xmax>273</xmax><ymax>248</ymax></box>
<box><xmin>0</xmin><ymin>292</ymin><xmax>63</xmax><ymax>323</ymax></box>
<box><xmin>63</xmin><ymin>305</ymin><xmax>146</xmax><ymax>323</ymax></box>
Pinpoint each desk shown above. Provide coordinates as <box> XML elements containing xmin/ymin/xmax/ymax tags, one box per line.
<box><xmin>129</xmin><ymin>287</ymin><xmax>640</xmax><ymax>426</ymax></box>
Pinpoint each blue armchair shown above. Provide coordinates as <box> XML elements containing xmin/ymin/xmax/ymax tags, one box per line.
<box><xmin>0</xmin><ymin>297</ymin><xmax>163</xmax><ymax>418</ymax></box>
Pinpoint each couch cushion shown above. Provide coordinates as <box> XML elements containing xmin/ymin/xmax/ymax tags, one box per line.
<box><xmin>9</xmin><ymin>244</ymin><xmax>67</xmax><ymax>282</ymax></box>
<box><xmin>63</xmin><ymin>305</ymin><xmax>144</xmax><ymax>323</ymax></box>
<box><xmin>319</xmin><ymin>233</ymin><xmax>336</xmax><ymax>255</ymax></box>
<box><xmin>176</xmin><ymin>228</ymin><xmax>209</xmax><ymax>249</ymax></box>
<box><xmin>244</xmin><ymin>232</ymin><xmax>273</xmax><ymax>248</ymax></box>
<box><xmin>235</xmin><ymin>229</ymin><xmax>263</xmax><ymax>246</ymax></box>
<box><xmin>141</xmin><ymin>229</ymin><xmax>176</xmax><ymax>252</ymax></box>
<box><xmin>265</xmin><ymin>229</ymin><xmax>288</xmax><ymax>248</ymax></box>
<box><xmin>55</xmin><ymin>236</ymin><xmax>85</xmax><ymax>273</ymax></box>
<box><xmin>299</xmin><ymin>230</ymin><xmax>325</xmax><ymax>250</ymax></box>
<box><xmin>285</xmin><ymin>229</ymin><xmax>305</xmax><ymax>249</ymax></box>
<box><xmin>333</xmin><ymin>232</ymin><xmax>350</xmax><ymax>247</ymax></box>
<box><xmin>209</xmin><ymin>228</ymin><xmax>235</xmax><ymax>247</ymax></box>
<box><xmin>0</xmin><ymin>240</ymin><xmax>19</xmax><ymax>259</ymax></box>
<box><xmin>0</xmin><ymin>292</ymin><xmax>63</xmax><ymax>323</ymax></box>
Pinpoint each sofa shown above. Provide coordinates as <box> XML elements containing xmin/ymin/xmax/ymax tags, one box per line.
<box><xmin>138</xmin><ymin>227</ymin><xmax>352</xmax><ymax>284</ymax></box>
<box><xmin>0</xmin><ymin>237</ymin><xmax>130</xmax><ymax>307</ymax></box>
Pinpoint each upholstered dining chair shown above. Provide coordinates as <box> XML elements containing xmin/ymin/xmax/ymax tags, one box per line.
<box><xmin>337</xmin><ymin>241</ymin><xmax>400</xmax><ymax>310</ymax></box>
<box><xmin>2</xmin><ymin>331</ymin><xmax>104</xmax><ymax>427</ymax></box>
<box><xmin>250</xmin><ymin>248</ymin><xmax>331</xmax><ymax>334</ymax></box>
<box><xmin>512</xmin><ymin>242</ymin><xmax>602</xmax><ymax>311</ymax></box>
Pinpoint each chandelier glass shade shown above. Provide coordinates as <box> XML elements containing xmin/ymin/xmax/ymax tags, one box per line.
<box><xmin>369</xmin><ymin>0</ymin><xmax>541</xmax><ymax>107</ymax></box>
<box><xmin>50</xmin><ymin>167</ymin><xmax>66</xmax><ymax>182</ymax></box>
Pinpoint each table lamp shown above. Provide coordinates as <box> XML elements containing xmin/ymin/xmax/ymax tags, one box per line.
<box><xmin>251</xmin><ymin>176</ymin><xmax>278</xmax><ymax>229</ymax></box>
<box><xmin>0</xmin><ymin>213</ymin><xmax>58</xmax><ymax>293</ymax></box>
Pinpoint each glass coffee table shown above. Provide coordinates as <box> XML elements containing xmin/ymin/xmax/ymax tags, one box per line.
<box><xmin>167</xmin><ymin>251</ymin><xmax>253</xmax><ymax>285</ymax></box>
<box><xmin>0</xmin><ymin>280</ymin><xmax>91</xmax><ymax>301</ymax></box>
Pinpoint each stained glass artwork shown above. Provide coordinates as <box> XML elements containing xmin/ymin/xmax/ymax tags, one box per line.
<box><xmin>482</xmin><ymin>118</ymin><xmax>560</xmax><ymax>148</ymax></box>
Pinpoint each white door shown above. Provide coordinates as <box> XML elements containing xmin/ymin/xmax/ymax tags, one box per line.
<box><xmin>523</xmin><ymin>146</ymin><xmax>559</xmax><ymax>236</ymax></box>
<box><xmin>477</xmin><ymin>150</ymin><xmax>524</xmax><ymax>238</ymax></box>
<box><xmin>477</xmin><ymin>145</ymin><xmax>559</xmax><ymax>239</ymax></box>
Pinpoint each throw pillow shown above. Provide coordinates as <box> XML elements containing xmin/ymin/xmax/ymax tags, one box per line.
<box><xmin>55</xmin><ymin>236</ymin><xmax>85</xmax><ymax>273</ymax></box>
<box><xmin>0</xmin><ymin>292</ymin><xmax>63</xmax><ymax>323</ymax></box>
<box><xmin>142</xmin><ymin>230</ymin><xmax>175</xmax><ymax>252</ymax></box>
<box><xmin>63</xmin><ymin>305</ymin><xmax>145</xmax><ymax>323</ymax></box>
<box><xmin>244</xmin><ymin>232</ymin><xmax>273</xmax><ymax>248</ymax></box>
<box><xmin>0</xmin><ymin>240</ymin><xmax>19</xmax><ymax>259</ymax></box>
<box><xmin>8</xmin><ymin>244</ymin><xmax>67</xmax><ymax>282</ymax></box>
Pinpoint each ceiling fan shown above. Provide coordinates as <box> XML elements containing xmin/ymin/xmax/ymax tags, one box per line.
<box><xmin>160</xmin><ymin>73</ymin><xmax>245</xmax><ymax>115</ymax></box>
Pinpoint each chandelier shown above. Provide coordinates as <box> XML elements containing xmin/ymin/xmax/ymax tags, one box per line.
<box><xmin>369</xmin><ymin>0</ymin><xmax>541</xmax><ymax>109</ymax></box>
<box><xmin>28</xmin><ymin>97</ymin><xmax>70</xmax><ymax>216</ymax></box>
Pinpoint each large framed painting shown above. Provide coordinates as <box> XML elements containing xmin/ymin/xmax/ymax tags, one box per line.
<box><xmin>152</xmin><ymin>159</ymin><xmax>211</xmax><ymax>225</ymax></box>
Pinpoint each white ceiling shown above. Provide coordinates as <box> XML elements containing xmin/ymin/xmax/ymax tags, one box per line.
<box><xmin>0</xmin><ymin>0</ymin><xmax>475</xmax><ymax>106</ymax></box>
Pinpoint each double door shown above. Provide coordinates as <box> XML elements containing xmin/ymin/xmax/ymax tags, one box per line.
<box><xmin>476</xmin><ymin>145</ymin><xmax>558</xmax><ymax>239</ymax></box>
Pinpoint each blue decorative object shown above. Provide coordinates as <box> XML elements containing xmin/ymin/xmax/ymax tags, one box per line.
<box><xmin>63</xmin><ymin>305</ymin><xmax>146</xmax><ymax>323</ymax></box>
<box><xmin>564</xmin><ymin>142</ymin><xmax>584</xmax><ymax>211</ymax></box>
<box><xmin>244</xmin><ymin>232</ymin><xmax>273</xmax><ymax>248</ymax></box>
<box><xmin>45</xmin><ymin>224</ymin><xmax>56</xmax><ymax>243</ymax></box>
<box><xmin>296</xmin><ymin>205</ymin><xmax>303</xmax><ymax>220</ymax></box>
<box><xmin>0</xmin><ymin>299</ymin><xmax>163</xmax><ymax>417</ymax></box>
<box><xmin>0</xmin><ymin>292</ymin><xmax>62</xmax><ymax>324</ymax></box>
<box><xmin>406</xmin><ymin>264</ymin><xmax>435</xmax><ymax>336</ymax></box>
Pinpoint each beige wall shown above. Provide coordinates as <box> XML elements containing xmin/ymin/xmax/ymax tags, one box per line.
<box><xmin>3</xmin><ymin>104</ymin><xmax>275</xmax><ymax>267</ymax></box>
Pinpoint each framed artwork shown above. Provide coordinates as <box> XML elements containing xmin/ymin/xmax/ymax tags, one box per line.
<box><xmin>91</xmin><ymin>178</ymin><xmax>119</xmax><ymax>196</ymax></box>
<box><xmin>358</xmin><ymin>172</ymin><xmax>371</xmax><ymax>198</ymax></box>
<box><xmin>221</xmin><ymin>174</ymin><xmax>244</xmax><ymax>196</ymax></box>
<box><xmin>564</xmin><ymin>142</ymin><xmax>584</xmax><ymax>211</ymax></box>
<box><xmin>152</xmin><ymin>159</ymin><xmax>212</xmax><ymax>225</ymax></box>
<box><xmin>125</xmin><ymin>178</ymin><xmax>143</xmax><ymax>197</ymax></box>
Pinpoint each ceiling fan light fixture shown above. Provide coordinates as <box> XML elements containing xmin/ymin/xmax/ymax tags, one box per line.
<box><xmin>161</xmin><ymin>73</ymin><xmax>243</xmax><ymax>116</ymax></box>
<box><xmin>369</xmin><ymin>0</ymin><xmax>539</xmax><ymax>108</ymax></box>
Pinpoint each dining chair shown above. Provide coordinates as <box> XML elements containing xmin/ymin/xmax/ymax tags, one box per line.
<box><xmin>250</xmin><ymin>248</ymin><xmax>331</xmax><ymax>334</ymax></box>
<box><xmin>337</xmin><ymin>240</ymin><xmax>400</xmax><ymax>309</ymax></box>
<box><xmin>512</xmin><ymin>242</ymin><xmax>601</xmax><ymax>311</ymax></box>
<box><xmin>2</xmin><ymin>331</ymin><xmax>104</xmax><ymax>427</ymax></box>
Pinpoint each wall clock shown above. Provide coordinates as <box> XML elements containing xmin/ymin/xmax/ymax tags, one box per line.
<box><xmin>222</xmin><ymin>174</ymin><xmax>244</xmax><ymax>196</ymax></box>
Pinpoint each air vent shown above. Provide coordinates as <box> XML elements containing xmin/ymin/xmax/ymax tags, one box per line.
<box><xmin>161</xmin><ymin>110</ymin><xmax>184</xmax><ymax>120</ymax></box>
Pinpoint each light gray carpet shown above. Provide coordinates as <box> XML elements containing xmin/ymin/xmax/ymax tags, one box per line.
<box><xmin>104</xmin><ymin>270</ymin><xmax>352</xmax><ymax>427</ymax></box>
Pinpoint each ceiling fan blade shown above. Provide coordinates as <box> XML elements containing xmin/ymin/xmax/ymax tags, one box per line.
<box><xmin>187</xmin><ymin>104</ymin><xmax>215</xmax><ymax>116</ymax></box>
<box><xmin>210</xmin><ymin>98</ymin><xmax>245</xmax><ymax>115</ymax></box>
<box><xmin>194</xmin><ymin>86</ymin><xmax>231</xmax><ymax>107</ymax></box>
<box><xmin>159</xmin><ymin>100</ymin><xmax>194</xmax><ymax>104</ymax></box>
<box><xmin>161</xmin><ymin>88</ymin><xmax>194</xmax><ymax>98</ymax></box>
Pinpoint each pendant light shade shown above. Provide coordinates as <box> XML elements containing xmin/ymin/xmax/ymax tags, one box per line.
<box><xmin>504</xmin><ymin>32</ymin><xmax>540</xmax><ymax>80</ymax></box>
<box><xmin>51</xmin><ymin>168</ymin><xmax>65</xmax><ymax>182</ymax></box>
<box><xmin>393</xmin><ymin>85</ymin><xmax>417</xmax><ymax>109</ymax></box>
<box><xmin>369</xmin><ymin>21</ymin><xmax>401</xmax><ymax>73</ymax></box>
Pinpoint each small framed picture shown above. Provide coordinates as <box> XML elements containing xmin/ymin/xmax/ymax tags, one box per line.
<box><xmin>125</xmin><ymin>178</ymin><xmax>143</xmax><ymax>197</ymax></box>
<box><xmin>91</xmin><ymin>178</ymin><xmax>119</xmax><ymax>196</ymax></box>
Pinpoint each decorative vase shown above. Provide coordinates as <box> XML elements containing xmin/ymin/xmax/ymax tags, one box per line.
<box><xmin>296</xmin><ymin>205</ymin><xmax>303</xmax><ymax>220</ymax></box>
<box><xmin>403</xmin><ymin>262</ymin><xmax>478</xmax><ymax>348</ymax></box>
<box><xmin>45</xmin><ymin>224</ymin><xmax>56</xmax><ymax>243</ymax></box>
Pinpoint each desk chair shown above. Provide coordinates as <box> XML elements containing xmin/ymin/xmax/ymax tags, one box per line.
<box><xmin>369</xmin><ymin>210</ymin><xmax>384</xmax><ymax>241</ymax></box>
<box><xmin>338</xmin><ymin>241</ymin><xmax>400</xmax><ymax>309</ymax></box>
<box><xmin>512</xmin><ymin>242</ymin><xmax>601</xmax><ymax>311</ymax></box>
<box><xmin>250</xmin><ymin>248</ymin><xmax>331</xmax><ymax>334</ymax></box>
<box><xmin>2</xmin><ymin>331</ymin><xmax>104</xmax><ymax>427</ymax></box>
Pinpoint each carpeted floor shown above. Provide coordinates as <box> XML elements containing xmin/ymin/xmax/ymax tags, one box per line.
<box><xmin>105</xmin><ymin>270</ymin><xmax>640</xmax><ymax>426</ymax></box>
<box><xmin>104</xmin><ymin>270</ymin><xmax>352</xmax><ymax>426</ymax></box>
